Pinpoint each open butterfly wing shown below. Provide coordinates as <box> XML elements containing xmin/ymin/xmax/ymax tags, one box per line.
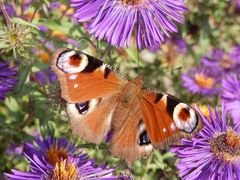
<box><xmin>109</xmin><ymin>103</ymin><xmax>154</xmax><ymax>164</ymax></box>
<box><xmin>51</xmin><ymin>49</ymin><xmax>126</xmax><ymax>144</ymax></box>
<box><xmin>140</xmin><ymin>90</ymin><xmax>202</xmax><ymax>148</ymax></box>
<box><xmin>67</xmin><ymin>96</ymin><xmax>117</xmax><ymax>144</ymax></box>
<box><xmin>51</xmin><ymin>49</ymin><xmax>125</xmax><ymax>103</ymax></box>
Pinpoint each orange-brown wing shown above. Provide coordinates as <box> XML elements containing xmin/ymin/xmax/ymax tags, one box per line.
<box><xmin>51</xmin><ymin>49</ymin><xmax>126</xmax><ymax>103</ymax></box>
<box><xmin>140</xmin><ymin>90</ymin><xmax>202</xmax><ymax>148</ymax></box>
<box><xmin>108</xmin><ymin>103</ymin><xmax>154</xmax><ymax>165</ymax></box>
<box><xmin>67</xmin><ymin>95</ymin><xmax>117</xmax><ymax>144</ymax></box>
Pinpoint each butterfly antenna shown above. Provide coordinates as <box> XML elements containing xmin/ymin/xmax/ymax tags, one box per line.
<box><xmin>100</xmin><ymin>45</ymin><xmax>111</xmax><ymax>61</ymax></box>
<box><xmin>165</xmin><ymin>66</ymin><xmax>182</xmax><ymax>73</ymax></box>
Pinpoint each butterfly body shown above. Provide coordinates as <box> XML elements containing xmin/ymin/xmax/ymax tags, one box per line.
<box><xmin>52</xmin><ymin>49</ymin><xmax>203</xmax><ymax>164</ymax></box>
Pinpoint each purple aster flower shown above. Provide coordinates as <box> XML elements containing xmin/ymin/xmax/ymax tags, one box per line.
<box><xmin>221</xmin><ymin>74</ymin><xmax>240</xmax><ymax>125</ymax></box>
<box><xmin>33</xmin><ymin>67</ymin><xmax>57</xmax><ymax>86</ymax></box>
<box><xmin>66</xmin><ymin>38</ymin><xmax>80</xmax><ymax>48</ymax></box>
<box><xmin>230</xmin><ymin>0</ymin><xmax>240</xmax><ymax>12</ymax></box>
<box><xmin>5</xmin><ymin>136</ymin><xmax>125</xmax><ymax>179</ymax></box>
<box><xmin>0</xmin><ymin>3</ymin><xmax>16</xmax><ymax>17</ymax></box>
<box><xmin>22</xmin><ymin>0</ymin><xmax>33</xmax><ymax>11</ymax></box>
<box><xmin>171</xmin><ymin>104</ymin><xmax>240</xmax><ymax>180</ymax></box>
<box><xmin>39</xmin><ymin>39</ymin><xmax>56</xmax><ymax>50</ymax></box>
<box><xmin>5</xmin><ymin>144</ymin><xmax>23</xmax><ymax>155</ymax></box>
<box><xmin>172</xmin><ymin>36</ymin><xmax>187</xmax><ymax>54</ymax></box>
<box><xmin>71</xmin><ymin>0</ymin><xmax>187</xmax><ymax>49</ymax></box>
<box><xmin>0</xmin><ymin>62</ymin><xmax>17</xmax><ymax>100</ymax></box>
<box><xmin>202</xmin><ymin>47</ymin><xmax>240</xmax><ymax>72</ymax></box>
<box><xmin>49</xmin><ymin>2</ymin><xmax>61</xmax><ymax>9</ymax></box>
<box><xmin>229</xmin><ymin>45</ymin><xmax>240</xmax><ymax>64</ymax></box>
<box><xmin>202</xmin><ymin>48</ymin><xmax>225</xmax><ymax>69</ymax></box>
<box><xmin>181</xmin><ymin>67</ymin><xmax>221</xmax><ymax>96</ymax></box>
<box><xmin>37</xmin><ymin>25</ymin><xmax>49</xmax><ymax>33</ymax></box>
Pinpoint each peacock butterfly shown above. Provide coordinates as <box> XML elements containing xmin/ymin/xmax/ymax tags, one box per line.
<box><xmin>51</xmin><ymin>49</ymin><xmax>203</xmax><ymax>164</ymax></box>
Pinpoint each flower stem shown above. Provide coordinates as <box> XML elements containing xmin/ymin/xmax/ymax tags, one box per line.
<box><xmin>0</xmin><ymin>0</ymin><xmax>11</xmax><ymax>26</ymax></box>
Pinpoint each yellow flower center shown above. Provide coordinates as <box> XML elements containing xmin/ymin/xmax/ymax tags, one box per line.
<box><xmin>52</xmin><ymin>159</ymin><xmax>79</xmax><ymax>180</ymax></box>
<box><xmin>192</xmin><ymin>104</ymin><xmax>211</xmax><ymax>120</ymax></box>
<box><xmin>9</xmin><ymin>32</ymin><xmax>18</xmax><ymax>44</ymax></box>
<box><xmin>52</xmin><ymin>31</ymin><xmax>68</xmax><ymax>41</ymax></box>
<box><xmin>45</xmin><ymin>145</ymin><xmax>68</xmax><ymax>165</ymax></box>
<box><xmin>59</xmin><ymin>4</ymin><xmax>74</xmax><ymax>15</ymax></box>
<box><xmin>194</xmin><ymin>73</ymin><xmax>215</xmax><ymax>89</ymax></box>
<box><xmin>210</xmin><ymin>128</ymin><xmax>240</xmax><ymax>163</ymax></box>
<box><xmin>37</xmin><ymin>50</ymin><xmax>51</xmax><ymax>62</ymax></box>
<box><xmin>23</xmin><ymin>12</ymin><xmax>41</xmax><ymax>21</ymax></box>
<box><xmin>121</xmin><ymin>0</ymin><xmax>142</xmax><ymax>5</ymax></box>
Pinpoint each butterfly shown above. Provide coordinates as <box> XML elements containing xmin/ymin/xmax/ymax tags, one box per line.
<box><xmin>51</xmin><ymin>49</ymin><xmax>203</xmax><ymax>164</ymax></box>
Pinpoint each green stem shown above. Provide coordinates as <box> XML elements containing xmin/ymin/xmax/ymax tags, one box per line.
<box><xmin>0</xmin><ymin>0</ymin><xmax>11</xmax><ymax>26</ymax></box>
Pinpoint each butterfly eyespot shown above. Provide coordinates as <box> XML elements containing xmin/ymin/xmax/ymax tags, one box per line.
<box><xmin>57</xmin><ymin>51</ymin><xmax>88</xmax><ymax>74</ymax></box>
<box><xmin>173</xmin><ymin>103</ymin><xmax>197</xmax><ymax>133</ymax></box>
<box><xmin>138</xmin><ymin>130</ymin><xmax>151</xmax><ymax>146</ymax></box>
<box><xmin>75</xmin><ymin>101</ymin><xmax>89</xmax><ymax>115</ymax></box>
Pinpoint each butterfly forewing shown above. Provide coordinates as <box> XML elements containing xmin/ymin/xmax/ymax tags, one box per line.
<box><xmin>51</xmin><ymin>49</ymin><xmax>125</xmax><ymax>103</ymax></box>
<box><xmin>140</xmin><ymin>90</ymin><xmax>202</xmax><ymax>148</ymax></box>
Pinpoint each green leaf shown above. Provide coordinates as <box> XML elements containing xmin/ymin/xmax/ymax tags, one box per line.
<box><xmin>4</xmin><ymin>97</ymin><xmax>19</xmax><ymax>112</ymax></box>
<box><xmin>11</xmin><ymin>17</ymin><xmax>39</xmax><ymax>29</ymax></box>
<box><xmin>125</xmin><ymin>48</ymin><xmax>144</xmax><ymax>66</ymax></box>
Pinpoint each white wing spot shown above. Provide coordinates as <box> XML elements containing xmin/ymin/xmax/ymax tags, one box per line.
<box><xmin>74</xmin><ymin>84</ymin><xmax>79</xmax><ymax>88</ymax></box>
<box><xmin>170</xmin><ymin>123</ymin><xmax>176</xmax><ymax>131</ymax></box>
<box><xmin>69</xmin><ymin>74</ymin><xmax>78</xmax><ymax>80</ymax></box>
<box><xmin>163</xmin><ymin>128</ymin><xmax>167</xmax><ymax>132</ymax></box>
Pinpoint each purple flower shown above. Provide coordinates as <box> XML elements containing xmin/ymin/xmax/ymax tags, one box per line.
<box><xmin>66</xmin><ymin>38</ymin><xmax>80</xmax><ymax>48</ymax></box>
<box><xmin>171</xmin><ymin>104</ymin><xmax>240</xmax><ymax>180</ymax></box>
<box><xmin>0</xmin><ymin>4</ymin><xmax>16</xmax><ymax>17</ymax></box>
<box><xmin>5</xmin><ymin>136</ymin><xmax>125</xmax><ymax>179</ymax></box>
<box><xmin>5</xmin><ymin>144</ymin><xmax>23</xmax><ymax>155</ymax></box>
<box><xmin>71</xmin><ymin>0</ymin><xmax>187</xmax><ymax>49</ymax></box>
<box><xmin>181</xmin><ymin>67</ymin><xmax>221</xmax><ymax>96</ymax></box>
<box><xmin>229</xmin><ymin>45</ymin><xmax>240</xmax><ymax>64</ymax></box>
<box><xmin>34</xmin><ymin>67</ymin><xmax>57</xmax><ymax>86</ymax></box>
<box><xmin>221</xmin><ymin>74</ymin><xmax>240</xmax><ymax>124</ymax></box>
<box><xmin>49</xmin><ymin>2</ymin><xmax>61</xmax><ymax>9</ymax></box>
<box><xmin>172</xmin><ymin>36</ymin><xmax>187</xmax><ymax>54</ymax></box>
<box><xmin>230</xmin><ymin>0</ymin><xmax>240</xmax><ymax>11</ymax></box>
<box><xmin>202</xmin><ymin>47</ymin><xmax>240</xmax><ymax>72</ymax></box>
<box><xmin>202</xmin><ymin>48</ymin><xmax>225</xmax><ymax>69</ymax></box>
<box><xmin>0</xmin><ymin>62</ymin><xmax>17</xmax><ymax>100</ymax></box>
<box><xmin>37</xmin><ymin>25</ymin><xmax>49</xmax><ymax>33</ymax></box>
<box><xmin>22</xmin><ymin>0</ymin><xmax>33</xmax><ymax>11</ymax></box>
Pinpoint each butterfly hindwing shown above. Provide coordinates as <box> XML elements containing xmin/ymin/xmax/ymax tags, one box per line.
<box><xmin>140</xmin><ymin>90</ymin><xmax>202</xmax><ymax>148</ymax></box>
<box><xmin>67</xmin><ymin>95</ymin><xmax>118</xmax><ymax>144</ymax></box>
<box><xmin>51</xmin><ymin>49</ymin><xmax>125</xmax><ymax>103</ymax></box>
<box><xmin>109</xmin><ymin>103</ymin><xmax>154</xmax><ymax>164</ymax></box>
